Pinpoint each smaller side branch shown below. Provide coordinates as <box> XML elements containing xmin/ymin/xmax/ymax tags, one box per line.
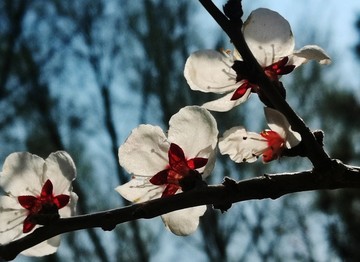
<box><xmin>1</xmin><ymin>161</ymin><xmax>359</xmax><ymax>260</ymax></box>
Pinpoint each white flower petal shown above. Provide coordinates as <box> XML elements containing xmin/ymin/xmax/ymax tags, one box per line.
<box><xmin>161</xmin><ymin>205</ymin><xmax>206</xmax><ymax>236</ymax></box>
<box><xmin>243</xmin><ymin>8</ymin><xmax>295</xmax><ymax>66</ymax></box>
<box><xmin>0</xmin><ymin>196</ymin><xmax>26</xmax><ymax>244</ymax></box>
<box><xmin>264</xmin><ymin>107</ymin><xmax>301</xmax><ymax>148</ymax></box>
<box><xmin>0</xmin><ymin>152</ymin><xmax>45</xmax><ymax>196</ymax></box>
<box><xmin>291</xmin><ymin>45</ymin><xmax>331</xmax><ymax>67</ymax></box>
<box><xmin>219</xmin><ymin>127</ymin><xmax>267</xmax><ymax>163</ymax></box>
<box><xmin>44</xmin><ymin>151</ymin><xmax>76</xmax><ymax>195</ymax></box>
<box><xmin>0</xmin><ymin>196</ymin><xmax>63</xmax><ymax>257</ymax></box>
<box><xmin>202</xmin><ymin>148</ymin><xmax>217</xmax><ymax>179</ymax></box>
<box><xmin>59</xmin><ymin>192</ymin><xmax>78</xmax><ymax>218</ymax></box>
<box><xmin>168</xmin><ymin>106</ymin><xmax>218</xmax><ymax>161</ymax></box>
<box><xmin>202</xmin><ymin>88</ymin><xmax>252</xmax><ymax>112</ymax></box>
<box><xmin>264</xmin><ymin>107</ymin><xmax>287</xmax><ymax>138</ymax></box>
<box><xmin>119</xmin><ymin>125</ymin><xmax>169</xmax><ymax>177</ymax></box>
<box><xmin>21</xmin><ymin>236</ymin><xmax>60</xmax><ymax>257</ymax></box>
<box><xmin>285</xmin><ymin>130</ymin><xmax>302</xmax><ymax>148</ymax></box>
<box><xmin>115</xmin><ymin>179</ymin><xmax>164</xmax><ymax>203</ymax></box>
<box><xmin>184</xmin><ymin>50</ymin><xmax>239</xmax><ymax>93</ymax></box>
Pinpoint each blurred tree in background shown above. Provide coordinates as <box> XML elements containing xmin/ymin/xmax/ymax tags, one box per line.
<box><xmin>316</xmin><ymin>13</ymin><xmax>360</xmax><ymax>261</ymax></box>
<box><xmin>1</xmin><ymin>0</ymin><xmax>360</xmax><ymax>261</ymax></box>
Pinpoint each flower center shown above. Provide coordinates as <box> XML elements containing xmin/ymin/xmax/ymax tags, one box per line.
<box><xmin>230</xmin><ymin>57</ymin><xmax>295</xmax><ymax>101</ymax></box>
<box><xmin>231</xmin><ymin>80</ymin><xmax>258</xmax><ymax>100</ymax></box>
<box><xmin>264</xmin><ymin>57</ymin><xmax>295</xmax><ymax>82</ymax></box>
<box><xmin>260</xmin><ymin>130</ymin><xmax>286</xmax><ymax>162</ymax></box>
<box><xmin>149</xmin><ymin>143</ymin><xmax>208</xmax><ymax>197</ymax></box>
<box><xmin>17</xmin><ymin>179</ymin><xmax>70</xmax><ymax>233</ymax></box>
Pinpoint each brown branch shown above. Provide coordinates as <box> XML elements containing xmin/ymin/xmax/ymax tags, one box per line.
<box><xmin>198</xmin><ymin>0</ymin><xmax>331</xmax><ymax>169</ymax></box>
<box><xmin>1</xmin><ymin>160</ymin><xmax>360</xmax><ymax>260</ymax></box>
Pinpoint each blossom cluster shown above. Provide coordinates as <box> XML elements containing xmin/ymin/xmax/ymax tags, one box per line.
<box><xmin>184</xmin><ymin>8</ymin><xmax>330</xmax><ymax>112</ymax></box>
<box><xmin>0</xmin><ymin>7</ymin><xmax>330</xmax><ymax>257</ymax></box>
<box><xmin>115</xmin><ymin>8</ymin><xmax>330</xmax><ymax>235</ymax></box>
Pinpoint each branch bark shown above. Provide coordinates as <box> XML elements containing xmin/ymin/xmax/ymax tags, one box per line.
<box><xmin>1</xmin><ymin>160</ymin><xmax>360</xmax><ymax>260</ymax></box>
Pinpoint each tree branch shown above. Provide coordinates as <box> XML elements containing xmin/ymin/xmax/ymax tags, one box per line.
<box><xmin>1</xmin><ymin>160</ymin><xmax>360</xmax><ymax>260</ymax></box>
<box><xmin>198</xmin><ymin>0</ymin><xmax>331</xmax><ymax>169</ymax></box>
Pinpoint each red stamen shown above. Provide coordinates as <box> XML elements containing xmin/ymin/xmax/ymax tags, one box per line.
<box><xmin>149</xmin><ymin>170</ymin><xmax>169</xmax><ymax>185</ymax></box>
<box><xmin>187</xmin><ymin>157</ymin><xmax>208</xmax><ymax>169</ymax></box>
<box><xmin>260</xmin><ymin>130</ymin><xmax>285</xmax><ymax>162</ymax></box>
<box><xmin>168</xmin><ymin>143</ymin><xmax>186</xmax><ymax>166</ymax></box>
<box><xmin>231</xmin><ymin>82</ymin><xmax>249</xmax><ymax>100</ymax></box>
<box><xmin>54</xmin><ymin>195</ymin><xmax>71</xmax><ymax>209</ymax></box>
<box><xmin>230</xmin><ymin>57</ymin><xmax>295</xmax><ymax>102</ymax></box>
<box><xmin>264</xmin><ymin>57</ymin><xmax>295</xmax><ymax>81</ymax></box>
<box><xmin>22</xmin><ymin>216</ymin><xmax>36</xmax><ymax>233</ymax></box>
<box><xmin>162</xmin><ymin>184</ymin><xmax>180</xmax><ymax>198</ymax></box>
<box><xmin>17</xmin><ymin>179</ymin><xmax>70</xmax><ymax>233</ymax></box>
<box><xmin>41</xmin><ymin>179</ymin><xmax>53</xmax><ymax>198</ymax></box>
<box><xmin>272</xmin><ymin>56</ymin><xmax>289</xmax><ymax>69</ymax></box>
<box><xmin>149</xmin><ymin>143</ymin><xmax>208</xmax><ymax>197</ymax></box>
<box><xmin>231</xmin><ymin>81</ymin><xmax>258</xmax><ymax>101</ymax></box>
<box><xmin>18</xmin><ymin>195</ymin><xmax>37</xmax><ymax>210</ymax></box>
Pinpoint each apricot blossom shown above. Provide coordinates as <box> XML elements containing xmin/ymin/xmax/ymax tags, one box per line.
<box><xmin>0</xmin><ymin>151</ymin><xmax>77</xmax><ymax>256</ymax></box>
<box><xmin>219</xmin><ymin>108</ymin><xmax>301</xmax><ymax>163</ymax></box>
<box><xmin>116</xmin><ymin>106</ymin><xmax>218</xmax><ymax>235</ymax></box>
